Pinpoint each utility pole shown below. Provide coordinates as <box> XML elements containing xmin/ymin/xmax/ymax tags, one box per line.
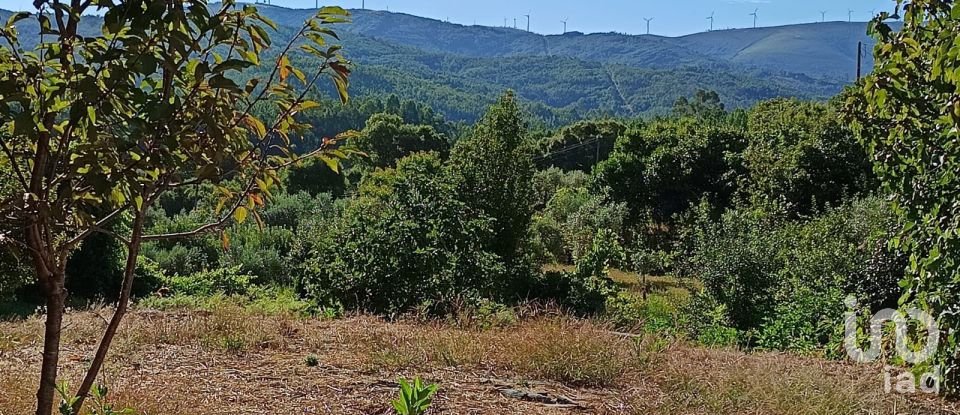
<box><xmin>643</xmin><ymin>17</ymin><xmax>653</xmax><ymax>35</ymax></box>
<box><xmin>595</xmin><ymin>136</ymin><xmax>601</xmax><ymax>167</ymax></box>
<box><xmin>857</xmin><ymin>41</ymin><xmax>863</xmax><ymax>81</ymax></box>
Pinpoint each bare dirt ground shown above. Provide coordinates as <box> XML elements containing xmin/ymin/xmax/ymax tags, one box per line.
<box><xmin>1</xmin><ymin>307</ymin><xmax>958</xmax><ymax>415</ymax></box>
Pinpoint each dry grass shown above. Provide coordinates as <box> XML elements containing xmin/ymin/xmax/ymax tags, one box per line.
<box><xmin>1</xmin><ymin>307</ymin><xmax>958</xmax><ymax>414</ymax></box>
<box><xmin>644</xmin><ymin>346</ymin><xmax>947</xmax><ymax>415</ymax></box>
<box><xmin>341</xmin><ymin>317</ymin><xmax>659</xmax><ymax>386</ymax></box>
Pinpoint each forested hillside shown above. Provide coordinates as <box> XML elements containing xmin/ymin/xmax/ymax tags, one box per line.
<box><xmin>1</xmin><ymin>5</ymin><xmax>872</xmax><ymax>123</ymax></box>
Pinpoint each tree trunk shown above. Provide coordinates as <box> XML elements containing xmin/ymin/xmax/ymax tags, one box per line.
<box><xmin>35</xmin><ymin>273</ymin><xmax>66</xmax><ymax>415</ymax></box>
<box><xmin>71</xmin><ymin>211</ymin><xmax>145</xmax><ymax>413</ymax></box>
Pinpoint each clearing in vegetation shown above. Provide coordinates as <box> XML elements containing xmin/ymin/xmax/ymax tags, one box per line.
<box><xmin>0</xmin><ymin>302</ymin><xmax>956</xmax><ymax>414</ymax></box>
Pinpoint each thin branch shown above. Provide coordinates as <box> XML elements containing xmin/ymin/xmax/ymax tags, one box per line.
<box><xmin>0</xmin><ymin>139</ymin><xmax>30</xmax><ymax>192</ymax></box>
<box><xmin>61</xmin><ymin>205</ymin><xmax>128</xmax><ymax>249</ymax></box>
<box><xmin>87</xmin><ymin>225</ymin><xmax>131</xmax><ymax>247</ymax></box>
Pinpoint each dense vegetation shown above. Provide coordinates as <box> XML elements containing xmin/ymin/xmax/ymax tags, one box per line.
<box><xmin>4</xmin><ymin>89</ymin><xmax>893</xmax><ymax>349</ymax></box>
<box><xmin>2</xmin><ymin>0</ymin><xmax>960</xmax><ymax>411</ymax></box>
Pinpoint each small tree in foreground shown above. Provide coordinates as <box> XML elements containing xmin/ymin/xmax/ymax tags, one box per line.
<box><xmin>0</xmin><ymin>1</ymin><xmax>351</xmax><ymax>413</ymax></box>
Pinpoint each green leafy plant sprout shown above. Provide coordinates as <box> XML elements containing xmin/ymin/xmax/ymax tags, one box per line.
<box><xmin>391</xmin><ymin>377</ymin><xmax>439</xmax><ymax>415</ymax></box>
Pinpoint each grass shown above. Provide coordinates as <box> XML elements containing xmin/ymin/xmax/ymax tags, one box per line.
<box><xmin>346</xmin><ymin>317</ymin><xmax>656</xmax><ymax>386</ymax></box>
<box><xmin>649</xmin><ymin>346</ymin><xmax>923</xmax><ymax>415</ymax></box>
<box><xmin>1</xmin><ymin>298</ymin><xmax>957</xmax><ymax>414</ymax></box>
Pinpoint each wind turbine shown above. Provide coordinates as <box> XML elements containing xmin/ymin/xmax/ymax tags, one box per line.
<box><xmin>643</xmin><ymin>17</ymin><xmax>653</xmax><ymax>35</ymax></box>
<box><xmin>750</xmin><ymin>8</ymin><xmax>758</xmax><ymax>28</ymax></box>
<box><xmin>561</xmin><ymin>18</ymin><xmax>568</xmax><ymax>34</ymax></box>
<box><xmin>524</xmin><ymin>13</ymin><xmax>531</xmax><ymax>32</ymax></box>
<box><xmin>707</xmin><ymin>11</ymin><xmax>714</xmax><ymax>31</ymax></box>
<box><xmin>848</xmin><ymin>9</ymin><xmax>854</xmax><ymax>22</ymax></box>
<box><xmin>514</xmin><ymin>18</ymin><xmax>517</xmax><ymax>29</ymax></box>
<box><xmin>868</xmin><ymin>9</ymin><xmax>876</xmax><ymax>19</ymax></box>
<box><xmin>361</xmin><ymin>0</ymin><xmax>365</xmax><ymax>9</ymax></box>
<box><xmin>820</xmin><ymin>10</ymin><xmax>827</xmax><ymax>22</ymax></box>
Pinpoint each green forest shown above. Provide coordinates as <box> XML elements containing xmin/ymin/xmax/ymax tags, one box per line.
<box><xmin>1</xmin><ymin>0</ymin><xmax>959</xmax><ymax>414</ymax></box>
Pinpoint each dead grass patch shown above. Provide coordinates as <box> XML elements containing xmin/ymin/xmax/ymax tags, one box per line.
<box><xmin>342</xmin><ymin>317</ymin><xmax>658</xmax><ymax>387</ymax></box>
<box><xmin>645</xmin><ymin>346</ymin><xmax>937</xmax><ymax>415</ymax></box>
<box><xmin>2</xmin><ymin>308</ymin><xmax>959</xmax><ymax>414</ymax></box>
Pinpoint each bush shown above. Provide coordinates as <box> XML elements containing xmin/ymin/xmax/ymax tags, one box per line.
<box><xmin>530</xmin><ymin>185</ymin><xmax>627</xmax><ymax>264</ymax></box>
<box><xmin>300</xmin><ymin>152</ymin><xmax>505</xmax><ymax>315</ymax></box>
<box><xmin>687</xmin><ymin>198</ymin><xmax>899</xmax><ymax>350</ymax></box>
<box><xmin>677</xmin><ymin>291</ymin><xmax>740</xmax><ymax>347</ymax></box>
<box><xmin>165</xmin><ymin>266</ymin><xmax>254</xmax><ymax>297</ymax></box>
<box><xmin>526</xmin><ymin>229</ymin><xmax>623</xmax><ymax>315</ymax></box>
<box><xmin>353</xmin><ymin>113</ymin><xmax>450</xmax><ymax>169</ymax></box>
<box><xmin>0</xmin><ymin>245</ymin><xmax>30</xmax><ymax>302</ymax></box>
<box><xmin>594</xmin><ymin>117</ymin><xmax>745</xmax><ymax>226</ymax></box>
<box><xmin>531</xmin><ymin>167</ymin><xmax>589</xmax><ymax>209</ymax></box>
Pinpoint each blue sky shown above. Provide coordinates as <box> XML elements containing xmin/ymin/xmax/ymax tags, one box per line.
<box><xmin>0</xmin><ymin>0</ymin><xmax>896</xmax><ymax>37</ymax></box>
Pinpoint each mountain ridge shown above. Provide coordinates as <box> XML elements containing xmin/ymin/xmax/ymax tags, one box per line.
<box><xmin>1</xmin><ymin>6</ymin><xmax>876</xmax><ymax>122</ymax></box>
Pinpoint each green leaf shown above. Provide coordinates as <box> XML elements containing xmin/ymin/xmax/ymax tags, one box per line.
<box><xmin>244</xmin><ymin>115</ymin><xmax>267</xmax><ymax>139</ymax></box>
<box><xmin>6</xmin><ymin>12</ymin><xmax>30</xmax><ymax>28</ymax></box>
<box><xmin>213</xmin><ymin>59</ymin><xmax>254</xmax><ymax>73</ymax></box>
<box><xmin>234</xmin><ymin>206</ymin><xmax>248</xmax><ymax>223</ymax></box>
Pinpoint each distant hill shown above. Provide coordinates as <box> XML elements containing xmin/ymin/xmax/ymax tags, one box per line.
<box><xmin>1</xmin><ymin>6</ymin><xmax>878</xmax><ymax>123</ymax></box>
<box><xmin>259</xmin><ymin>6</ymin><xmax>879</xmax><ymax>122</ymax></box>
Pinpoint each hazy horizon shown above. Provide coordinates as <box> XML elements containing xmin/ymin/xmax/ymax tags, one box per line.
<box><xmin>0</xmin><ymin>0</ymin><xmax>895</xmax><ymax>37</ymax></box>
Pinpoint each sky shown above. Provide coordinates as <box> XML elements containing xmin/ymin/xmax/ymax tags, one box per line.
<box><xmin>0</xmin><ymin>0</ymin><xmax>897</xmax><ymax>37</ymax></box>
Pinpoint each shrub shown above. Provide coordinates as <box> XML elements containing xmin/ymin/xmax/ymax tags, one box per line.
<box><xmin>531</xmin><ymin>185</ymin><xmax>627</xmax><ymax>264</ymax></box>
<box><xmin>531</xmin><ymin>167</ymin><xmax>589</xmax><ymax>209</ymax></box>
<box><xmin>594</xmin><ymin>117</ymin><xmax>745</xmax><ymax>225</ymax></box>
<box><xmin>527</xmin><ymin>229</ymin><xmax>623</xmax><ymax>315</ymax></box>
<box><xmin>301</xmin><ymin>152</ymin><xmax>505</xmax><ymax>315</ymax></box>
<box><xmin>165</xmin><ymin>266</ymin><xmax>254</xmax><ymax>297</ymax></box>
<box><xmin>687</xmin><ymin>198</ymin><xmax>899</xmax><ymax>350</ymax></box>
<box><xmin>354</xmin><ymin>113</ymin><xmax>450</xmax><ymax>169</ymax></box>
<box><xmin>678</xmin><ymin>291</ymin><xmax>740</xmax><ymax>347</ymax></box>
<box><xmin>604</xmin><ymin>291</ymin><xmax>683</xmax><ymax>334</ymax></box>
<box><xmin>0</xmin><ymin>245</ymin><xmax>30</xmax><ymax>303</ymax></box>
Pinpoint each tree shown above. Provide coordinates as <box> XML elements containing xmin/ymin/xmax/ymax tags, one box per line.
<box><xmin>740</xmin><ymin>99</ymin><xmax>874</xmax><ymax>216</ymax></box>
<box><xmin>448</xmin><ymin>91</ymin><xmax>536</xmax><ymax>275</ymax></box>
<box><xmin>0</xmin><ymin>2</ymin><xmax>350</xmax><ymax>413</ymax></box>
<box><xmin>300</xmin><ymin>152</ymin><xmax>503</xmax><ymax>314</ymax></box>
<box><xmin>594</xmin><ymin>117</ymin><xmax>744</xmax><ymax>226</ymax></box>
<box><xmin>850</xmin><ymin>0</ymin><xmax>960</xmax><ymax>392</ymax></box>
<box><xmin>672</xmin><ymin>89</ymin><xmax>726</xmax><ymax>119</ymax></box>
<box><xmin>537</xmin><ymin>119</ymin><xmax>626</xmax><ymax>172</ymax></box>
<box><xmin>353</xmin><ymin>113</ymin><xmax>449</xmax><ymax>168</ymax></box>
